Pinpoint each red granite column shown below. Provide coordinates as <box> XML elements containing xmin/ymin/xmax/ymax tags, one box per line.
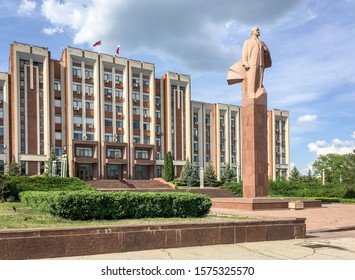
<box><xmin>241</xmin><ymin>89</ymin><xmax>268</xmax><ymax>198</ymax></box>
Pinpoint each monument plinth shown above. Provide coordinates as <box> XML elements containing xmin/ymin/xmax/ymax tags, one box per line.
<box><xmin>241</xmin><ymin>90</ymin><xmax>268</xmax><ymax>197</ymax></box>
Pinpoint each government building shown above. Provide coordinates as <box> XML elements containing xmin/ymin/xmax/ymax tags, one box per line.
<box><xmin>0</xmin><ymin>42</ymin><xmax>289</xmax><ymax>180</ymax></box>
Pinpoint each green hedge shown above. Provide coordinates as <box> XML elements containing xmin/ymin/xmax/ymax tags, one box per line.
<box><xmin>0</xmin><ymin>175</ymin><xmax>92</xmax><ymax>200</ymax></box>
<box><xmin>20</xmin><ymin>191</ymin><xmax>212</xmax><ymax>220</ymax></box>
<box><xmin>222</xmin><ymin>180</ymin><xmax>355</xmax><ymax>199</ymax></box>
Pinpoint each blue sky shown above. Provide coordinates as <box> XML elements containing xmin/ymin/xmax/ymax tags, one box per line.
<box><xmin>1</xmin><ymin>0</ymin><xmax>355</xmax><ymax>174</ymax></box>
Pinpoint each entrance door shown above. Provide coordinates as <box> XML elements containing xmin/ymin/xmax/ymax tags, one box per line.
<box><xmin>135</xmin><ymin>165</ymin><xmax>150</xmax><ymax>180</ymax></box>
<box><xmin>107</xmin><ymin>165</ymin><xmax>122</xmax><ymax>179</ymax></box>
<box><xmin>76</xmin><ymin>164</ymin><xmax>92</xmax><ymax>180</ymax></box>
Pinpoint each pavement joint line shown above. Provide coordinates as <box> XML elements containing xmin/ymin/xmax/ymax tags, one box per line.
<box><xmin>307</xmin><ymin>225</ymin><xmax>355</xmax><ymax>233</ymax></box>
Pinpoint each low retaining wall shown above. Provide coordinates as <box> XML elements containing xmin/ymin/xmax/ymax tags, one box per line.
<box><xmin>0</xmin><ymin>218</ymin><xmax>306</xmax><ymax>260</ymax></box>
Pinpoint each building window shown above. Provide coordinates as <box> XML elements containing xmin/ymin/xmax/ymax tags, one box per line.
<box><xmin>104</xmin><ymin>87</ymin><xmax>112</xmax><ymax>97</ymax></box>
<box><xmin>104</xmin><ymin>103</ymin><xmax>112</xmax><ymax>112</ymax></box>
<box><xmin>220</xmin><ymin>154</ymin><xmax>225</xmax><ymax>163</ymax></box>
<box><xmin>133</xmin><ymin>107</ymin><xmax>140</xmax><ymax>115</ymax></box>
<box><xmin>135</xmin><ymin>150</ymin><xmax>149</xmax><ymax>159</ymax></box>
<box><xmin>86</xmin><ymin>101</ymin><xmax>94</xmax><ymax>110</ymax></box>
<box><xmin>72</xmin><ymin>83</ymin><xmax>82</xmax><ymax>93</ymax></box>
<box><xmin>105</xmin><ymin>133</ymin><xmax>113</xmax><ymax>142</ymax></box>
<box><xmin>155</xmin><ymin>110</ymin><xmax>161</xmax><ymax>118</ymax></box>
<box><xmin>55</xmin><ymin>147</ymin><xmax>62</xmax><ymax>156</ymax></box>
<box><xmin>116</xmin><ymin>120</ymin><xmax>123</xmax><ymax>129</ymax></box>
<box><xmin>73</xmin><ymin>99</ymin><xmax>82</xmax><ymax>109</ymax></box>
<box><xmin>133</xmin><ymin>120</ymin><xmax>140</xmax><ymax>129</ymax></box>
<box><xmin>144</xmin><ymin>135</ymin><xmax>150</xmax><ymax>144</ymax></box>
<box><xmin>155</xmin><ymin>96</ymin><xmax>161</xmax><ymax>105</ymax></box>
<box><xmin>117</xmin><ymin>134</ymin><xmax>124</xmax><ymax>143</ymax></box>
<box><xmin>206</xmin><ymin>141</ymin><xmax>210</xmax><ymax>151</ymax></box>
<box><xmin>143</xmin><ymin>93</ymin><xmax>149</xmax><ymax>102</ymax></box>
<box><xmin>105</xmin><ymin>118</ymin><xmax>113</xmax><ymax>127</ymax></box>
<box><xmin>156</xmin><ymin>124</ymin><xmax>161</xmax><ymax>133</ymax></box>
<box><xmin>55</xmin><ymin>115</ymin><xmax>61</xmax><ymax>124</ymax></box>
<box><xmin>55</xmin><ymin>99</ymin><xmax>61</xmax><ymax>107</ymax></box>
<box><xmin>193</xmin><ymin>114</ymin><xmax>198</xmax><ymax>124</ymax></box>
<box><xmin>143</xmin><ymin>108</ymin><xmax>150</xmax><ymax>116</ymax></box>
<box><xmin>133</xmin><ymin>136</ymin><xmax>140</xmax><ymax>143</ymax></box>
<box><xmin>220</xmin><ymin>116</ymin><xmax>224</xmax><ymax>126</ymax></box>
<box><xmin>0</xmin><ymin>126</ymin><xmax>3</xmax><ymax>136</ymax></box>
<box><xmin>193</xmin><ymin>154</ymin><xmax>199</xmax><ymax>162</ymax></box>
<box><xmin>86</xmin><ymin>117</ymin><xmax>94</xmax><ymax>125</ymax></box>
<box><xmin>132</xmin><ymin>92</ymin><xmax>140</xmax><ymax>101</ymax></box>
<box><xmin>107</xmin><ymin>148</ymin><xmax>123</xmax><ymax>159</ymax></box>
<box><xmin>132</xmin><ymin>77</ymin><xmax>140</xmax><ymax>86</ymax></box>
<box><xmin>73</xmin><ymin>130</ymin><xmax>82</xmax><ymax>140</ymax></box>
<box><xmin>85</xmin><ymin>85</ymin><xmax>93</xmax><ymax>95</ymax></box>
<box><xmin>0</xmin><ymin>108</ymin><xmax>3</xmax><ymax>118</ymax></box>
<box><xmin>194</xmin><ymin>141</ymin><xmax>198</xmax><ymax>151</ymax></box>
<box><xmin>54</xmin><ymin>81</ymin><xmax>61</xmax><ymax>91</ymax></box>
<box><xmin>72</xmin><ymin>66</ymin><xmax>82</xmax><ymax>77</ymax></box>
<box><xmin>115</xmin><ymin>89</ymin><xmax>123</xmax><ymax>98</ymax></box>
<box><xmin>231</xmin><ymin>116</ymin><xmax>236</xmax><ymax>127</ymax></box>
<box><xmin>55</xmin><ymin>132</ymin><xmax>62</xmax><ymax>140</ymax></box>
<box><xmin>143</xmin><ymin>122</ymin><xmax>150</xmax><ymax>131</ymax></box>
<box><xmin>156</xmin><ymin>138</ymin><xmax>161</xmax><ymax>147</ymax></box>
<box><xmin>104</xmin><ymin>72</ymin><xmax>112</xmax><ymax>82</ymax></box>
<box><xmin>85</xmin><ymin>69</ymin><xmax>93</xmax><ymax>79</ymax></box>
<box><xmin>115</xmin><ymin>74</ymin><xmax>123</xmax><ymax>83</ymax></box>
<box><xmin>143</xmin><ymin>78</ymin><xmax>149</xmax><ymax>87</ymax></box>
<box><xmin>116</xmin><ymin>105</ymin><xmax>123</xmax><ymax>113</ymax></box>
<box><xmin>76</xmin><ymin>147</ymin><xmax>93</xmax><ymax>157</ymax></box>
<box><xmin>86</xmin><ymin>132</ymin><xmax>94</xmax><ymax>140</ymax></box>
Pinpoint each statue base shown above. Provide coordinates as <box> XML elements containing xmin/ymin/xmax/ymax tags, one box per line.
<box><xmin>242</xmin><ymin>91</ymin><xmax>268</xmax><ymax>198</ymax></box>
<box><xmin>212</xmin><ymin>198</ymin><xmax>322</xmax><ymax>211</ymax></box>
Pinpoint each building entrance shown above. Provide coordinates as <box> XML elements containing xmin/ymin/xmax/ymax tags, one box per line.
<box><xmin>107</xmin><ymin>164</ymin><xmax>122</xmax><ymax>179</ymax></box>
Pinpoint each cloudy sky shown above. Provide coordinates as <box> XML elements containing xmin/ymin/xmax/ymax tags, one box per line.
<box><xmin>1</xmin><ymin>0</ymin><xmax>355</xmax><ymax>173</ymax></box>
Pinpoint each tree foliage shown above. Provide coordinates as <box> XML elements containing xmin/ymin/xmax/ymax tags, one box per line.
<box><xmin>163</xmin><ymin>151</ymin><xmax>174</xmax><ymax>182</ymax></box>
<box><xmin>7</xmin><ymin>161</ymin><xmax>21</xmax><ymax>176</ymax></box>
<box><xmin>204</xmin><ymin>161</ymin><xmax>218</xmax><ymax>187</ymax></box>
<box><xmin>289</xmin><ymin>166</ymin><xmax>302</xmax><ymax>182</ymax></box>
<box><xmin>221</xmin><ymin>163</ymin><xmax>237</xmax><ymax>183</ymax></box>
<box><xmin>44</xmin><ymin>146</ymin><xmax>58</xmax><ymax>176</ymax></box>
<box><xmin>180</xmin><ymin>160</ymin><xmax>198</xmax><ymax>187</ymax></box>
<box><xmin>312</xmin><ymin>153</ymin><xmax>355</xmax><ymax>185</ymax></box>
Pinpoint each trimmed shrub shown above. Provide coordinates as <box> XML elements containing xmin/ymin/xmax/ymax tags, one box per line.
<box><xmin>20</xmin><ymin>191</ymin><xmax>212</xmax><ymax>220</ymax></box>
<box><xmin>6</xmin><ymin>176</ymin><xmax>92</xmax><ymax>198</ymax></box>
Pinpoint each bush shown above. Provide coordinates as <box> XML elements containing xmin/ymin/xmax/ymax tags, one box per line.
<box><xmin>0</xmin><ymin>175</ymin><xmax>19</xmax><ymax>201</ymax></box>
<box><xmin>20</xmin><ymin>191</ymin><xmax>212</xmax><ymax>220</ymax></box>
<box><xmin>6</xmin><ymin>175</ymin><xmax>92</xmax><ymax>197</ymax></box>
<box><xmin>222</xmin><ymin>181</ymin><xmax>242</xmax><ymax>196</ymax></box>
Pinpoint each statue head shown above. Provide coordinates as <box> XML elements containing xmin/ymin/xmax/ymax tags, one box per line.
<box><xmin>250</xmin><ymin>27</ymin><xmax>260</xmax><ymax>37</ymax></box>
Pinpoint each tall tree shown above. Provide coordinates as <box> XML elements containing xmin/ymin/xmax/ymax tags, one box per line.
<box><xmin>204</xmin><ymin>161</ymin><xmax>218</xmax><ymax>187</ymax></box>
<box><xmin>221</xmin><ymin>163</ymin><xmax>236</xmax><ymax>183</ymax></box>
<box><xmin>7</xmin><ymin>160</ymin><xmax>21</xmax><ymax>176</ymax></box>
<box><xmin>163</xmin><ymin>151</ymin><xmax>174</xmax><ymax>182</ymax></box>
<box><xmin>289</xmin><ymin>166</ymin><xmax>302</xmax><ymax>182</ymax></box>
<box><xmin>180</xmin><ymin>160</ymin><xmax>198</xmax><ymax>187</ymax></box>
<box><xmin>312</xmin><ymin>153</ymin><xmax>347</xmax><ymax>183</ymax></box>
<box><xmin>44</xmin><ymin>146</ymin><xmax>58</xmax><ymax>176</ymax></box>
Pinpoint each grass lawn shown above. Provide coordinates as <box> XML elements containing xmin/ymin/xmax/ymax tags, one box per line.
<box><xmin>0</xmin><ymin>202</ymin><xmax>254</xmax><ymax>230</ymax></box>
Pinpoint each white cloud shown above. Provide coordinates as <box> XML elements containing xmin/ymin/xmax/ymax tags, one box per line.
<box><xmin>43</xmin><ymin>26</ymin><xmax>64</xmax><ymax>35</ymax></box>
<box><xmin>18</xmin><ymin>0</ymin><xmax>36</xmax><ymax>16</ymax></box>
<box><xmin>298</xmin><ymin>114</ymin><xmax>317</xmax><ymax>123</ymax></box>
<box><xmin>352</xmin><ymin>131</ymin><xmax>355</xmax><ymax>139</ymax></box>
<box><xmin>40</xmin><ymin>0</ymin><xmax>303</xmax><ymax>72</ymax></box>
<box><xmin>308</xmin><ymin>138</ymin><xmax>355</xmax><ymax>156</ymax></box>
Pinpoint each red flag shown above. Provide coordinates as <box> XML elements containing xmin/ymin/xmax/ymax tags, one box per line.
<box><xmin>116</xmin><ymin>44</ymin><xmax>120</xmax><ymax>55</ymax></box>
<box><xmin>93</xmin><ymin>40</ymin><xmax>101</xmax><ymax>47</ymax></box>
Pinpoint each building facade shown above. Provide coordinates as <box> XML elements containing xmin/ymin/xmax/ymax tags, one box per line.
<box><xmin>0</xmin><ymin>42</ymin><xmax>289</xmax><ymax>180</ymax></box>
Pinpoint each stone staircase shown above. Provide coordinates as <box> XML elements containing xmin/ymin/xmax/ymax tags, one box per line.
<box><xmin>88</xmin><ymin>179</ymin><xmax>175</xmax><ymax>192</ymax></box>
<box><xmin>88</xmin><ymin>179</ymin><xmax>238</xmax><ymax>198</ymax></box>
<box><xmin>181</xmin><ymin>188</ymin><xmax>238</xmax><ymax>198</ymax></box>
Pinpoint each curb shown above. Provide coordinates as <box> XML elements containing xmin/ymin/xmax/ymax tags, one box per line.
<box><xmin>307</xmin><ymin>225</ymin><xmax>355</xmax><ymax>234</ymax></box>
